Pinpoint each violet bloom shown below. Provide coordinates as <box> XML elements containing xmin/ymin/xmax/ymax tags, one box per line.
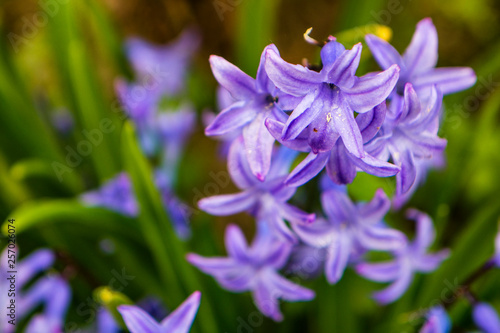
<box><xmin>356</xmin><ymin>209</ymin><xmax>449</xmax><ymax>304</ymax></box>
<box><xmin>472</xmin><ymin>302</ymin><xmax>500</xmax><ymax>333</ymax></box>
<box><xmin>264</xmin><ymin>39</ymin><xmax>399</xmax><ymax>160</ymax></box>
<box><xmin>494</xmin><ymin>225</ymin><xmax>500</xmax><ymax>267</ymax></box>
<box><xmin>0</xmin><ymin>248</ymin><xmax>71</xmax><ymax>333</ymax></box>
<box><xmin>187</xmin><ymin>222</ymin><xmax>315</xmax><ymax>321</ymax></box>
<box><xmin>118</xmin><ymin>291</ymin><xmax>201</xmax><ymax>333</ymax></box>
<box><xmin>294</xmin><ymin>188</ymin><xmax>405</xmax><ymax>283</ymax></box>
<box><xmin>205</xmin><ymin>45</ymin><xmax>291</xmax><ymax>180</ymax></box>
<box><xmin>365</xmin><ymin>18</ymin><xmax>476</xmax><ymax>108</ymax></box>
<box><xmin>198</xmin><ymin>136</ymin><xmax>314</xmax><ymax>242</ymax></box>
<box><xmin>126</xmin><ymin>27</ymin><xmax>200</xmax><ymax>97</ymax></box>
<box><xmin>80</xmin><ymin>172</ymin><xmax>138</xmax><ymax>217</ymax></box>
<box><xmin>266</xmin><ymin>102</ymin><xmax>400</xmax><ymax>186</ymax></box>
<box><xmin>365</xmin><ymin>84</ymin><xmax>447</xmax><ymax>196</ymax></box>
<box><xmin>419</xmin><ymin>306</ymin><xmax>451</xmax><ymax>333</ymax></box>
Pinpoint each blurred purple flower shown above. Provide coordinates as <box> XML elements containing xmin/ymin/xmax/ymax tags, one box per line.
<box><xmin>187</xmin><ymin>222</ymin><xmax>315</xmax><ymax>321</ymax></box>
<box><xmin>472</xmin><ymin>302</ymin><xmax>500</xmax><ymax>333</ymax></box>
<box><xmin>419</xmin><ymin>306</ymin><xmax>451</xmax><ymax>333</ymax></box>
<box><xmin>80</xmin><ymin>172</ymin><xmax>138</xmax><ymax>217</ymax></box>
<box><xmin>0</xmin><ymin>248</ymin><xmax>70</xmax><ymax>333</ymax></box>
<box><xmin>264</xmin><ymin>39</ymin><xmax>399</xmax><ymax>159</ymax></box>
<box><xmin>205</xmin><ymin>45</ymin><xmax>291</xmax><ymax>180</ymax></box>
<box><xmin>356</xmin><ymin>209</ymin><xmax>449</xmax><ymax>304</ymax></box>
<box><xmin>50</xmin><ymin>108</ymin><xmax>74</xmax><ymax>135</ymax></box>
<box><xmin>266</xmin><ymin>102</ymin><xmax>400</xmax><ymax>186</ymax></box>
<box><xmin>118</xmin><ymin>291</ymin><xmax>201</xmax><ymax>333</ymax></box>
<box><xmin>198</xmin><ymin>137</ymin><xmax>314</xmax><ymax>242</ymax></box>
<box><xmin>365</xmin><ymin>84</ymin><xmax>446</xmax><ymax>196</ymax></box>
<box><xmin>126</xmin><ymin>28</ymin><xmax>200</xmax><ymax>97</ymax></box>
<box><xmin>365</xmin><ymin>18</ymin><xmax>476</xmax><ymax>108</ymax></box>
<box><xmin>494</xmin><ymin>225</ymin><xmax>500</xmax><ymax>267</ymax></box>
<box><xmin>294</xmin><ymin>188</ymin><xmax>405</xmax><ymax>283</ymax></box>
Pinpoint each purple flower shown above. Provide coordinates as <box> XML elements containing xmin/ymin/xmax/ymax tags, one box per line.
<box><xmin>264</xmin><ymin>39</ymin><xmax>399</xmax><ymax>159</ymax></box>
<box><xmin>365</xmin><ymin>84</ymin><xmax>447</xmax><ymax>196</ymax></box>
<box><xmin>125</xmin><ymin>27</ymin><xmax>200</xmax><ymax>97</ymax></box>
<box><xmin>356</xmin><ymin>209</ymin><xmax>449</xmax><ymax>304</ymax></box>
<box><xmin>187</xmin><ymin>222</ymin><xmax>315</xmax><ymax>321</ymax></box>
<box><xmin>0</xmin><ymin>248</ymin><xmax>71</xmax><ymax>333</ymax></box>
<box><xmin>80</xmin><ymin>172</ymin><xmax>139</xmax><ymax>217</ymax></box>
<box><xmin>118</xmin><ymin>291</ymin><xmax>201</xmax><ymax>333</ymax></box>
<box><xmin>198</xmin><ymin>137</ymin><xmax>314</xmax><ymax>242</ymax></box>
<box><xmin>365</xmin><ymin>18</ymin><xmax>476</xmax><ymax>107</ymax></box>
<box><xmin>294</xmin><ymin>188</ymin><xmax>405</xmax><ymax>283</ymax></box>
<box><xmin>205</xmin><ymin>45</ymin><xmax>291</xmax><ymax>180</ymax></box>
<box><xmin>266</xmin><ymin>102</ymin><xmax>400</xmax><ymax>186</ymax></box>
<box><xmin>472</xmin><ymin>302</ymin><xmax>500</xmax><ymax>333</ymax></box>
<box><xmin>419</xmin><ymin>306</ymin><xmax>451</xmax><ymax>333</ymax></box>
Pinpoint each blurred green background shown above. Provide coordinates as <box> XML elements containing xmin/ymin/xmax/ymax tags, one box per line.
<box><xmin>0</xmin><ymin>0</ymin><xmax>499</xmax><ymax>332</ymax></box>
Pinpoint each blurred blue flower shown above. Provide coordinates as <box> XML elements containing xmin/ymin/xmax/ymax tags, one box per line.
<box><xmin>365</xmin><ymin>18</ymin><xmax>476</xmax><ymax>108</ymax></box>
<box><xmin>356</xmin><ymin>209</ymin><xmax>449</xmax><ymax>304</ymax></box>
<box><xmin>419</xmin><ymin>305</ymin><xmax>451</xmax><ymax>333</ymax></box>
<box><xmin>0</xmin><ymin>248</ymin><xmax>71</xmax><ymax>333</ymax></box>
<box><xmin>365</xmin><ymin>84</ymin><xmax>446</xmax><ymax>197</ymax></box>
<box><xmin>205</xmin><ymin>45</ymin><xmax>291</xmax><ymax>180</ymax></box>
<box><xmin>80</xmin><ymin>172</ymin><xmax>139</xmax><ymax>217</ymax></box>
<box><xmin>188</xmin><ymin>222</ymin><xmax>314</xmax><ymax>321</ymax></box>
<box><xmin>118</xmin><ymin>291</ymin><xmax>201</xmax><ymax>333</ymax></box>
<box><xmin>264</xmin><ymin>39</ymin><xmax>399</xmax><ymax>159</ymax></box>
<box><xmin>125</xmin><ymin>27</ymin><xmax>200</xmax><ymax>97</ymax></box>
<box><xmin>198</xmin><ymin>137</ymin><xmax>314</xmax><ymax>242</ymax></box>
<box><xmin>294</xmin><ymin>187</ymin><xmax>405</xmax><ymax>283</ymax></box>
<box><xmin>266</xmin><ymin>102</ymin><xmax>399</xmax><ymax>186</ymax></box>
<box><xmin>472</xmin><ymin>302</ymin><xmax>500</xmax><ymax>333</ymax></box>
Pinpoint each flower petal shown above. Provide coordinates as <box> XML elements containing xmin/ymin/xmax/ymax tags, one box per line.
<box><xmin>205</xmin><ymin>101</ymin><xmax>257</xmax><ymax>136</ymax></box>
<box><xmin>161</xmin><ymin>292</ymin><xmax>201</xmax><ymax>333</ymax></box>
<box><xmin>325</xmin><ymin>233</ymin><xmax>352</xmax><ymax>284</ymax></box>
<box><xmin>350</xmin><ymin>152</ymin><xmax>400</xmax><ymax>178</ymax></box>
<box><xmin>473</xmin><ymin>303</ymin><xmax>500</xmax><ymax>333</ymax></box>
<box><xmin>265</xmin><ymin>118</ymin><xmax>311</xmax><ymax>152</ymax></box>
<box><xmin>357</xmin><ymin>225</ymin><xmax>406</xmax><ymax>251</ymax></box>
<box><xmin>333</xmin><ymin>95</ymin><xmax>365</xmax><ymax>157</ymax></box>
<box><xmin>253</xmin><ymin>279</ymin><xmax>283</xmax><ymax>321</ymax></box>
<box><xmin>282</xmin><ymin>89</ymin><xmax>320</xmax><ymax>141</ymax></box>
<box><xmin>228</xmin><ymin>137</ymin><xmax>258</xmax><ymax>189</ymax></box>
<box><xmin>198</xmin><ymin>190</ymin><xmax>257</xmax><ymax>216</ymax></box>
<box><xmin>256</xmin><ymin>44</ymin><xmax>279</xmax><ymax>93</ymax></box>
<box><xmin>268</xmin><ymin>271</ymin><xmax>315</xmax><ymax>302</ymax></box>
<box><xmin>413</xmin><ymin>67</ymin><xmax>477</xmax><ymax>95</ymax></box>
<box><xmin>356</xmin><ymin>103</ymin><xmax>386</xmax><ymax>143</ymax></box>
<box><xmin>391</xmin><ymin>148</ymin><xmax>417</xmax><ymax>195</ymax></box>
<box><xmin>372</xmin><ymin>265</ymin><xmax>413</xmax><ymax>304</ymax></box>
<box><xmin>209</xmin><ymin>55</ymin><xmax>256</xmax><ymax>100</ymax></box>
<box><xmin>285</xmin><ymin>152</ymin><xmax>329</xmax><ymax>187</ymax></box>
<box><xmin>355</xmin><ymin>261</ymin><xmax>400</xmax><ymax>282</ymax></box>
<box><xmin>265</xmin><ymin>48</ymin><xmax>322</xmax><ymax>96</ymax></box>
<box><xmin>325</xmin><ymin>142</ymin><xmax>357</xmax><ymax>184</ymax></box>
<box><xmin>320</xmin><ymin>187</ymin><xmax>356</xmax><ymax>223</ymax></box>
<box><xmin>344</xmin><ymin>64</ymin><xmax>400</xmax><ymax>113</ymax></box>
<box><xmin>243</xmin><ymin>112</ymin><xmax>276</xmax><ymax>180</ymax></box>
<box><xmin>225</xmin><ymin>224</ymin><xmax>250</xmax><ymax>262</ymax></box>
<box><xmin>118</xmin><ymin>305</ymin><xmax>159</xmax><ymax>333</ymax></box>
<box><xmin>328</xmin><ymin>43</ymin><xmax>362</xmax><ymax>89</ymax></box>
<box><xmin>403</xmin><ymin>18</ymin><xmax>438</xmax><ymax>77</ymax></box>
<box><xmin>358</xmin><ymin>189</ymin><xmax>391</xmax><ymax>224</ymax></box>
<box><xmin>293</xmin><ymin>217</ymin><xmax>335</xmax><ymax>248</ymax></box>
<box><xmin>365</xmin><ymin>34</ymin><xmax>404</xmax><ymax>71</ymax></box>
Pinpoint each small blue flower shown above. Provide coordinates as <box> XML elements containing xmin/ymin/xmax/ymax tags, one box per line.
<box><xmin>419</xmin><ymin>306</ymin><xmax>451</xmax><ymax>333</ymax></box>
<box><xmin>365</xmin><ymin>18</ymin><xmax>476</xmax><ymax>108</ymax></box>
<box><xmin>294</xmin><ymin>187</ymin><xmax>405</xmax><ymax>283</ymax></box>
<box><xmin>205</xmin><ymin>45</ymin><xmax>293</xmax><ymax>180</ymax></box>
<box><xmin>472</xmin><ymin>302</ymin><xmax>500</xmax><ymax>333</ymax></box>
<box><xmin>198</xmin><ymin>137</ymin><xmax>314</xmax><ymax>242</ymax></box>
<box><xmin>356</xmin><ymin>209</ymin><xmax>449</xmax><ymax>304</ymax></box>
<box><xmin>80</xmin><ymin>172</ymin><xmax>139</xmax><ymax>217</ymax></box>
<box><xmin>187</xmin><ymin>222</ymin><xmax>315</xmax><ymax>321</ymax></box>
<box><xmin>118</xmin><ymin>291</ymin><xmax>201</xmax><ymax>333</ymax></box>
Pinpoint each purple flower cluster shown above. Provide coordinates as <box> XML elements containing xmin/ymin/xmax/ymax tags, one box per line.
<box><xmin>190</xmin><ymin>18</ymin><xmax>475</xmax><ymax>321</ymax></box>
<box><xmin>0</xmin><ymin>248</ymin><xmax>71</xmax><ymax>333</ymax></box>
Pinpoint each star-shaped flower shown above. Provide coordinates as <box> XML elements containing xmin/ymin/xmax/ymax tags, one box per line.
<box><xmin>198</xmin><ymin>137</ymin><xmax>314</xmax><ymax>242</ymax></box>
<box><xmin>365</xmin><ymin>84</ymin><xmax>447</xmax><ymax>196</ymax></box>
<box><xmin>80</xmin><ymin>172</ymin><xmax>139</xmax><ymax>217</ymax></box>
<box><xmin>205</xmin><ymin>45</ymin><xmax>294</xmax><ymax>180</ymax></box>
<box><xmin>365</xmin><ymin>18</ymin><xmax>476</xmax><ymax>107</ymax></box>
<box><xmin>187</xmin><ymin>223</ymin><xmax>315</xmax><ymax>321</ymax></box>
<box><xmin>266</xmin><ymin>102</ymin><xmax>400</xmax><ymax>186</ymax></box>
<box><xmin>294</xmin><ymin>187</ymin><xmax>405</xmax><ymax>283</ymax></box>
<box><xmin>419</xmin><ymin>306</ymin><xmax>451</xmax><ymax>333</ymax></box>
<box><xmin>118</xmin><ymin>291</ymin><xmax>201</xmax><ymax>333</ymax></box>
<box><xmin>356</xmin><ymin>209</ymin><xmax>449</xmax><ymax>304</ymax></box>
<box><xmin>472</xmin><ymin>302</ymin><xmax>500</xmax><ymax>333</ymax></box>
<box><xmin>265</xmin><ymin>39</ymin><xmax>399</xmax><ymax>158</ymax></box>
